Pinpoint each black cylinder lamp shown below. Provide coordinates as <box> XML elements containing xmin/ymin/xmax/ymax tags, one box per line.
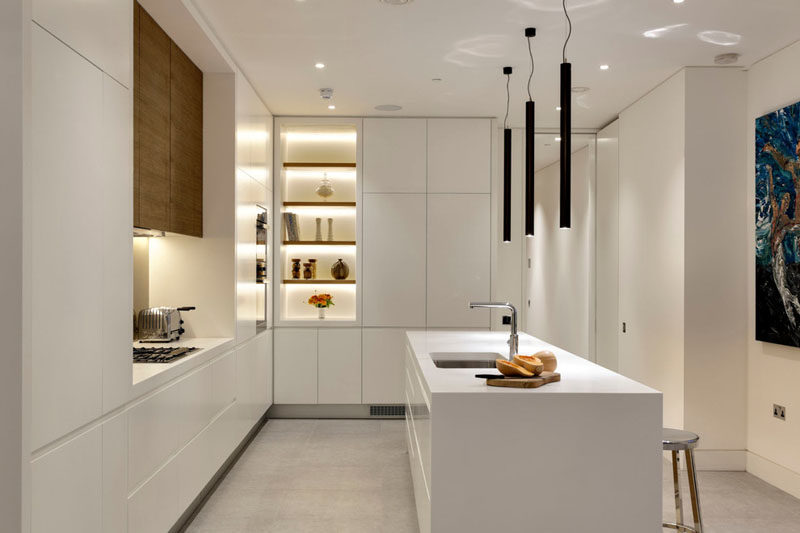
<box><xmin>559</xmin><ymin>1</ymin><xmax>572</xmax><ymax>229</ymax></box>
<box><xmin>503</xmin><ymin>66</ymin><xmax>513</xmax><ymax>243</ymax></box>
<box><xmin>524</xmin><ymin>27</ymin><xmax>536</xmax><ymax>237</ymax></box>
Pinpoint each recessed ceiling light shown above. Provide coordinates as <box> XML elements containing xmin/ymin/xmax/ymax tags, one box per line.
<box><xmin>374</xmin><ymin>104</ymin><xmax>403</xmax><ymax>111</ymax></box>
<box><xmin>714</xmin><ymin>52</ymin><xmax>741</xmax><ymax>65</ymax></box>
<box><xmin>697</xmin><ymin>30</ymin><xmax>741</xmax><ymax>46</ymax></box>
<box><xmin>556</xmin><ymin>106</ymin><xmax>561</xmax><ymax>111</ymax></box>
<box><xmin>315</xmin><ymin>62</ymin><xmax>325</xmax><ymax>69</ymax></box>
<box><xmin>600</xmin><ymin>64</ymin><xmax>609</xmax><ymax>70</ymax></box>
<box><xmin>673</xmin><ymin>0</ymin><xmax>684</xmax><ymax>3</ymax></box>
<box><xmin>328</xmin><ymin>104</ymin><xmax>336</xmax><ymax>110</ymax></box>
<box><xmin>554</xmin><ymin>137</ymin><xmax>561</xmax><ymax>142</ymax></box>
<box><xmin>571</xmin><ymin>86</ymin><xmax>590</xmax><ymax>93</ymax></box>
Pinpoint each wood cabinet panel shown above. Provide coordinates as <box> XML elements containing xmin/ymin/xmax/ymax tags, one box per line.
<box><xmin>169</xmin><ymin>42</ymin><xmax>203</xmax><ymax>237</ymax></box>
<box><xmin>133</xmin><ymin>2</ymin><xmax>140</xmax><ymax>227</ymax></box>
<box><xmin>136</xmin><ymin>4</ymin><xmax>170</xmax><ymax>231</ymax></box>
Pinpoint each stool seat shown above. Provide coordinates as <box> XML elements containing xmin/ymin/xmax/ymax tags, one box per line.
<box><xmin>663</xmin><ymin>428</ymin><xmax>699</xmax><ymax>451</ymax></box>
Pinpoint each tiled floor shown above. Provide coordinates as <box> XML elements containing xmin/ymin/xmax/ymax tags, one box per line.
<box><xmin>185</xmin><ymin>419</ymin><xmax>800</xmax><ymax>533</ymax></box>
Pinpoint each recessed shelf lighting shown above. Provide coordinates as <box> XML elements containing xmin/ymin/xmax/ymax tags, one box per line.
<box><xmin>600</xmin><ymin>64</ymin><xmax>609</xmax><ymax>70</ymax></box>
<box><xmin>571</xmin><ymin>86</ymin><xmax>590</xmax><ymax>93</ymax></box>
<box><xmin>315</xmin><ymin>62</ymin><xmax>325</xmax><ymax>69</ymax></box>
<box><xmin>673</xmin><ymin>0</ymin><xmax>684</xmax><ymax>3</ymax></box>
<box><xmin>555</xmin><ymin>137</ymin><xmax>561</xmax><ymax>142</ymax></box>
<box><xmin>328</xmin><ymin>104</ymin><xmax>336</xmax><ymax>110</ymax></box>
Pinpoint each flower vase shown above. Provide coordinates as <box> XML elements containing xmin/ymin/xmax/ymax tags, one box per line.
<box><xmin>318</xmin><ymin>307</ymin><xmax>326</xmax><ymax>320</ymax></box>
<box><xmin>315</xmin><ymin>218</ymin><xmax>323</xmax><ymax>241</ymax></box>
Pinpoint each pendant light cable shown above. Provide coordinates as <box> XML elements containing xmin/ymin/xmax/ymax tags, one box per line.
<box><xmin>504</xmin><ymin>70</ymin><xmax>511</xmax><ymax>129</ymax></box>
<box><xmin>526</xmin><ymin>34</ymin><xmax>534</xmax><ymax>101</ymax></box>
<box><xmin>562</xmin><ymin>0</ymin><xmax>572</xmax><ymax>62</ymax></box>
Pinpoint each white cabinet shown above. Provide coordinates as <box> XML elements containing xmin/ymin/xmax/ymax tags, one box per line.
<box><xmin>237</xmin><ymin>173</ymin><xmax>266</xmax><ymax>342</ymax></box>
<box><xmin>128</xmin><ymin>459</ymin><xmax>179</xmax><ymax>533</ymax></box>
<box><xmin>102</xmin><ymin>412</ymin><xmax>128</xmax><ymax>533</ymax></box>
<box><xmin>259</xmin><ymin>330</ymin><xmax>274</xmax><ymax>411</ymax></box>
<box><xmin>236</xmin><ymin>73</ymin><xmax>272</xmax><ymax>187</ymax></box>
<box><xmin>318</xmin><ymin>328</ymin><xmax>362</xmax><ymax>404</ymax></box>
<box><xmin>31</xmin><ymin>24</ymin><xmax>104</xmax><ymax>449</ymax></box>
<box><xmin>235</xmin><ymin>332</ymin><xmax>271</xmax><ymax>426</ymax></box>
<box><xmin>364</xmin><ymin>118</ymin><xmax>427</xmax><ymax>193</ymax></box>
<box><xmin>102</xmin><ymin>74</ymin><xmax>134</xmax><ymax>413</ymax></box>
<box><xmin>363</xmin><ymin>328</ymin><xmax>406</xmax><ymax>404</ymax></box>
<box><xmin>427</xmin><ymin>119</ymin><xmax>491</xmax><ymax>193</ymax></box>
<box><xmin>363</xmin><ymin>194</ymin><xmax>427</xmax><ymax>326</ymax></box>
<box><xmin>427</xmin><ymin>194</ymin><xmax>491</xmax><ymax>328</ymax></box>
<box><xmin>31</xmin><ymin>426</ymin><xmax>102</xmax><ymax>533</ymax></box>
<box><xmin>274</xmin><ymin>328</ymin><xmax>318</xmax><ymax>404</ymax></box>
<box><xmin>32</xmin><ymin>0</ymin><xmax>132</xmax><ymax>87</ymax></box>
<box><xmin>128</xmin><ymin>383</ymin><xmax>180</xmax><ymax>490</ymax></box>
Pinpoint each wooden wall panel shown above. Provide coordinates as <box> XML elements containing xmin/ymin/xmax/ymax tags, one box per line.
<box><xmin>133</xmin><ymin>2</ymin><xmax>140</xmax><ymax>227</ymax></box>
<box><xmin>169</xmin><ymin>42</ymin><xmax>203</xmax><ymax>237</ymax></box>
<box><xmin>136</xmin><ymin>4</ymin><xmax>170</xmax><ymax>231</ymax></box>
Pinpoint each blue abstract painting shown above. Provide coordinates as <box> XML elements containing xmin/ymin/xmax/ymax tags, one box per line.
<box><xmin>756</xmin><ymin>100</ymin><xmax>800</xmax><ymax>347</ymax></box>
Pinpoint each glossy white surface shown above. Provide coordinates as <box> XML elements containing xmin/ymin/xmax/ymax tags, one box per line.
<box><xmin>318</xmin><ymin>328</ymin><xmax>362</xmax><ymax>404</ymax></box>
<box><xmin>131</xmin><ymin>337</ymin><xmax>234</xmax><ymax>390</ymax></box>
<box><xmin>128</xmin><ymin>456</ymin><xmax>179</xmax><ymax>533</ymax></box>
<box><xmin>32</xmin><ymin>0</ymin><xmax>132</xmax><ymax>87</ymax></box>
<box><xmin>427</xmin><ymin>119</ymin><xmax>491</xmax><ymax>193</ymax></box>
<box><xmin>31</xmin><ymin>25</ymin><xmax>104</xmax><ymax>450</ymax></box>
<box><xmin>31</xmin><ymin>427</ymin><xmax>102</xmax><ymax>533</ymax></box>
<box><xmin>274</xmin><ymin>328</ymin><xmax>318</xmax><ymax>404</ymax></box>
<box><xmin>405</xmin><ymin>330</ymin><xmax>662</xmax><ymax>533</ymax></box>
<box><xmin>363</xmin><ymin>193</ymin><xmax>426</xmax><ymax>327</ymax></box>
<box><xmin>101</xmin><ymin>412</ymin><xmax>128</xmax><ymax>533</ymax></box>
<box><xmin>426</xmin><ymin>194</ymin><xmax>491</xmax><ymax>328</ymax></box>
<box><xmin>363</xmin><ymin>118</ymin><xmax>427</xmax><ymax>193</ymax></box>
<box><xmin>362</xmin><ymin>328</ymin><xmax>407</xmax><ymax>404</ymax></box>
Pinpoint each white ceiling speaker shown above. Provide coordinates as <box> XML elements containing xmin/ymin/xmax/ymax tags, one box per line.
<box><xmin>320</xmin><ymin>87</ymin><xmax>333</xmax><ymax>100</ymax></box>
<box><xmin>571</xmin><ymin>86</ymin><xmax>590</xmax><ymax>93</ymax></box>
<box><xmin>714</xmin><ymin>52</ymin><xmax>740</xmax><ymax>65</ymax></box>
<box><xmin>374</xmin><ymin>104</ymin><xmax>402</xmax><ymax>111</ymax></box>
<box><xmin>380</xmin><ymin>0</ymin><xmax>412</xmax><ymax>4</ymax></box>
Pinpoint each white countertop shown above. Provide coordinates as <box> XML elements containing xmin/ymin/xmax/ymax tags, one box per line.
<box><xmin>132</xmin><ymin>337</ymin><xmax>234</xmax><ymax>395</ymax></box>
<box><xmin>406</xmin><ymin>330</ymin><xmax>660</xmax><ymax>396</ymax></box>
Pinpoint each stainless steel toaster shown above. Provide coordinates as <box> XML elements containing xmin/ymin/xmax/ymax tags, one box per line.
<box><xmin>137</xmin><ymin>306</ymin><xmax>195</xmax><ymax>342</ymax></box>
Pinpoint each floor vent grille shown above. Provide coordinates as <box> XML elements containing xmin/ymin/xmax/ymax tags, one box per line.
<box><xmin>369</xmin><ymin>405</ymin><xmax>405</xmax><ymax>417</ymax></box>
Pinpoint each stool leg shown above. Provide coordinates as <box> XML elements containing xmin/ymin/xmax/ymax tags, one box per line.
<box><xmin>685</xmin><ymin>449</ymin><xmax>703</xmax><ymax>533</ymax></box>
<box><xmin>671</xmin><ymin>450</ymin><xmax>684</xmax><ymax>527</ymax></box>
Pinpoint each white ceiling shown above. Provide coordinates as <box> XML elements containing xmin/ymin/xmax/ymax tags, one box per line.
<box><xmin>193</xmin><ymin>0</ymin><xmax>800</xmax><ymax>129</ymax></box>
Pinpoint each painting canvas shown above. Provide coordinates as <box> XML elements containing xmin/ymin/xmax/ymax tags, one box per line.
<box><xmin>756</xmin><ymin>101</ymin><xmax>800</xmax><ymax>347</ymax></box>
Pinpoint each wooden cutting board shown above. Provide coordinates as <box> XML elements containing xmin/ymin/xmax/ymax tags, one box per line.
<box><xmin>486</xmin><ymin>371</ymin><xmax>561</xmax><ymax>388</ymax></box>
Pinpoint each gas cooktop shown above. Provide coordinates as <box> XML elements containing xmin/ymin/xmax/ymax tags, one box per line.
<box><xmin>133</xmin><ymin>346</ymin><xmax>198</xmax><ymax>364</ymax></box>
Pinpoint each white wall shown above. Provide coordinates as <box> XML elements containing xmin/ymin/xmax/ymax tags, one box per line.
<box><xmin>595</xmin><ymin>120</ymin><xmax>619</xmax><ymax>371</ymax></box>
<box><xmin>527</xmin><ymin>144</ymin><xmax>594</xmax><ymax>359</ymax></box>
<box><xmin>618</xmin><ymin>71</ymin><xmax>686</xmax><ymax>430</ymax></box>
<box><xmin>2</xmin><ymin>0</ymin><xmax>26</xmax><ymax>529</ymax></box>
<box><xmin>746</xmin><ymin>40</ymin><xmax>800</xmax><ymax>497</ymax></box>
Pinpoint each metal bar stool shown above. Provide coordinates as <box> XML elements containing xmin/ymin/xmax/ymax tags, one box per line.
<box><xmin>663</xmin><ymin>428</ymin><xmax>703</xmax><ymax>533</ymax></box>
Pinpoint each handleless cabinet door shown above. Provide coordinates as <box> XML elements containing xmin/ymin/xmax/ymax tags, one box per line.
<box><xmin>364</xmin><ymin>118</ymin><xmax>427</xmax><ymax>193</ymax></box>
<box><xmin>362</xmin><ymin>328</ymin><xmax>406</xmax><ymax>404</ymax></box>
<box><xmin>363</xmin><ymin>194</ymin><xmax>426</xmax><ymax>327</ymax></box>
<box><xmin>274</xmin><ymin>328</ymin><xmax>318</xmax><ymax>404</ymax></box>
<box><xmin>427</xmin><ymin>194</ymin><xmax>491</xmax><ymax>328</ymax></box>
<box><xmin>136</xmin><ymin>4</ymin><xmax>170</xmax><ymax>231</ymax></box>
<box><xmin>169</xmin><ymin>42</ymin><xmax>203</xmax><ymax>237</ymax></box>
<box><xmin>31</xmin><ymin>25</ymin><xmax>104</xmax><ymax>449</ymax></box>
<box><xmin>427</xmin><ymin>118</ymin><xmax>491</xmax><ymax>193</ymax></box>
<box><xmin>318</xmin><ymin>328</ymin><xmax>361</xmax><ymax>404</ymax></box>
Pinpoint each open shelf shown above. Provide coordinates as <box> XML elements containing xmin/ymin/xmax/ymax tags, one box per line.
<box><xmin>283</xmin><ymin>201</ymin><xmax>356</xmax><ymax>207</ymax></box>
<box><xmin>283</xmin><ymin>279</ymin><xmax>356</xmax><ymax>284</ymax></box>
<box><xmin>283</xmin><ymin>162</ymin><xmax>356</xmax><ymax>168</ymax></box>
<box><xmin>283</xmin><ymin>240</ymin><xmax>356</xmax><ymax>246</ymax></box>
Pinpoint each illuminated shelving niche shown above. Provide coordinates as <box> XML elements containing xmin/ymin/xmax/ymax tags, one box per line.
<box><xmin>274</xmin><ymin>118</ymin><xmax>362</xmax><ymax>325</ymax></box>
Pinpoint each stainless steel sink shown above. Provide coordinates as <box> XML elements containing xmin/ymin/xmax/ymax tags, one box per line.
<box><xmin>430</xmin><ymin>352</ymin><xmax>504</xmax><ymax>368</ymax></box>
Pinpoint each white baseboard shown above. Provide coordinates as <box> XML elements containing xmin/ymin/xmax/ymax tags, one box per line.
<box><xmin>747</xmin><ymin>451</ymin><xmax>800</xmax><ymax>499</ymax></box>
<box><xmin>662</xmin><ymin>449</ymin><xmax>746</xmax><ymax>471</ymax></box>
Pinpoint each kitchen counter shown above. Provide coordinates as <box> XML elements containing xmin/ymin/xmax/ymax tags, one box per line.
<box><xmin>132</xmin><ymin>337</ymin><xmax>234</xmax><ymax>395</ymax></box>
<box><xmin>404</xmin><ymin>330</ymin><xmax>663</xmax><ymax>533</ymax></box>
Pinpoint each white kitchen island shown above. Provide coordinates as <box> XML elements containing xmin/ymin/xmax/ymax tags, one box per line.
<box><xmin>404</xmin><ymin>330</ymin><xmax>662</xmax><ymax>533</ymax></box>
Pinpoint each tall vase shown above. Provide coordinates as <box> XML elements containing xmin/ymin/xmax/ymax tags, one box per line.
<box><xmin>318</xmin><ymin>307</ymin><xmax>326</xmax><ymax>320</ymax></box>
<box><xmin>327</xmin><ymin>218</ymin><xmax>334</xmax><ymax>241</ymax></box>
<box><xmin>315</xmin><ymin>218</ymin><xmax>322</xmax><ymax>241</ymax></box>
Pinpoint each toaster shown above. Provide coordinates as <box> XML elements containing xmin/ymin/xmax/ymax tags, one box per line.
<box><xmin>137</xmin><ymin>306</ymin><xmax>195</xmax><ymax>342</ymax></box>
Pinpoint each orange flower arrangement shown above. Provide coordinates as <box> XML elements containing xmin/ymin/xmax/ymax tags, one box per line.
<box><xmin>308</xmin><ymin>293</ymin><xmax>334</xmax><ymax>308</ymax></box>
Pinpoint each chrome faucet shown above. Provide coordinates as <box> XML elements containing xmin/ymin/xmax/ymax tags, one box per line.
<box><xmin>469</xmin><ymin>302</ymin><xmax>518</xmax><ymax>360</ymax></box>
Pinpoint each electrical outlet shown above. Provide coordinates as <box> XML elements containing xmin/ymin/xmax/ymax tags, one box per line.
<box><xmin>502</xmin><ymin>315</ymin><xmax>511</xmax><ymax>325</ymax></box>
<box><xmin>773</xmin><ymin>404</ymin><xmax>786</xmax><ymax>421</ymax></box>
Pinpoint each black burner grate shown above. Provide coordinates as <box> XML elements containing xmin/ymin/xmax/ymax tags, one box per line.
<box><xmin>133</xmin><ymin>346</ymin><xmax>198</xmax><ymax>364</ymax></box>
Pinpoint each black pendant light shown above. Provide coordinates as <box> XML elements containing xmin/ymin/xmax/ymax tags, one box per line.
<box><xmin>559</xmin><ymin>0</ymin><xmax>572</xmax><ymax>228</ymax></box>
<box><xmin>524</xmin><ymin>27</ymin><xmax>536</xmax><ymax>237</ymax></box>
<box><xmin>503</xmin><ymin>66</ymin><xmax>513</xmax><ymax>243</ymax></box>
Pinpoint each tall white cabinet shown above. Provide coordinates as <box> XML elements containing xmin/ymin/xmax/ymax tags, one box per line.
<box><xmin>274</xmin><ymin>117</ymin><xmax>493</xmax><ymax>407</ymax></box>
